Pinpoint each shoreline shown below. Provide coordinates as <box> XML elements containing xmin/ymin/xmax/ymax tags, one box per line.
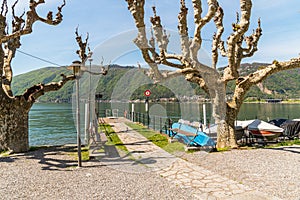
<box><xmin>34</xmin><ymin>100</ymin><xmax>300</xmax><ymax>104</ymax></box>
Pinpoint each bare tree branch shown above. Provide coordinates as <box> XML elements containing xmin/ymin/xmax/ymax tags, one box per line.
<box><xmin>162</xmin><ymin>67</ymin><xmax>210</xmax><ymax>94</ymax></box>
<box><xmin>0</xmin><ymin>0</ymin><xmax>66</xmax><ymax>44</ymax></box>
<box><xmin>0</xmin><ymin>0</ymin><xmax>67</xmax><ymax>99</ymax></box>
<box><xmin>126</xmin><ymin>0</ymin><xmax>164</xmax><ymax>81</ymax></box>
<box><xmin>177</xmin><ymin>0</ymin><xmax>190</xmax><ymax>59</ymax></box>
<box><xmin>246</xmin><ymin>58</ymin><xmax>300</xmax><ymax>85</ymax></box>
<box><xmin>75</xmin><ymin>26</ymin><xmax>89</xmax><ymax>62</ymax></box>
<box><xmin>22</xmin><ymin>74</ymin><xmax>76</xmax><ymax>102</ymax></box>
<box><xmin>2</xmin><ymin>1</ymin><xmax>25</xmax><ymax>97</ymax></box>
<box><xmin>190</xmin><ymin>0</ymin><xmax>217</xmax><ymax>61</ymax></box>
<box><xmin>150</xmin><ymin>6</ymin><xmax>169</xmax><ymax>54</ymax></box>
<box><xmin>229</xmin><ymin>58</ymin><xmax>300</xmax><ymax>111</ymax></box>
<box><xmin>219</xmin><ymin>0</ymin><xmax>252</xmax><ymax>82</ymax></box>
<box><xmin>242</xmin><ymin>18</ymin><xmax>262</xmax><ymax>58</ymax></box>
<box><xmin>212</xmin><ymin>5</ymin><xmax>225</xmax><ymax>69</ymax></box>
<box><xmin>1</xmin><ymin>0</ymin><xmax>8</xmax><ymax>17</ymax></box>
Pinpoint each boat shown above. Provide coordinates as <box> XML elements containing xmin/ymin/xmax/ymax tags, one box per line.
<box><xmin>247</xmin><ymin>119</ymin><xmax>283</xmax><ymax>138</ymax></box>
<box><xmin>281</xmin><ymin>120</ymin><xmax>300</xmax><ymax>139</ymax></box>
<box><xmin>169</xmin><ymin>120</ymin><xmax>215</xmax><ymax>147</ymax></box>
<box><xmin>268</xmin><ymin>118</ymin><xmax>290</xmax><ymax>127</ymax></box>
<box><xmin>203</xmin><ymin>121</ymin><xmax>253</xmax><ymax>141</ymax></box>
<box><xmin>203</xmin><ymin>119</ymin><xmax>284</xmax><ymax>141</ymax></box>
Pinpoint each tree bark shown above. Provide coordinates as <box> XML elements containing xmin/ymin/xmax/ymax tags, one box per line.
<box><xmin>0</xmin><ymin>96</ymin><xmax>32</xmax><ymax>153</ymax></box>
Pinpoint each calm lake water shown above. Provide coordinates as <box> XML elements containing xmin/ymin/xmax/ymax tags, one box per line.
<box><xmin>29</xmin><ymin>103</ymin><xmax>76</xmax><ymax>146</ymax></box>
<box><xmin>29</xmin><ymin>102</ymin><xmax>300</xmax><ymax>146</ymax></box>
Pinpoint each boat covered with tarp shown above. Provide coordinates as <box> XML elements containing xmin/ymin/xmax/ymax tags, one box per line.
<box><xmin>205</xmin><ymin>119</ymin><xmax>284</xmax><ymax>140</ymax></box>
<box><xmin>280</xmin><ymin>120</ymin><xmax>300</xmax><ymax>139</ymax></box>
<box><xmin>246</xmin><ymin>119</ymin><xmax>284</xmax><ymax>138</ymax></box>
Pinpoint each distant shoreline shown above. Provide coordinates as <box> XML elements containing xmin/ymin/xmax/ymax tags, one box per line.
<box><xmin>35</xmin><ymin>99</ymin><xmax>300</xmax><ymax>104</ymax></box>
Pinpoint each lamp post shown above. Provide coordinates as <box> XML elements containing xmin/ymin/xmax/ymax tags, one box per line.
<box><xmin>68</xmin><ymin>60</ymin><xmax>82</xmax><ymax>167</ymax></box>
<box><xmin>68</xmin><ymin>57</ymin><xmax>108</xmax><ymax>167</ymax></box>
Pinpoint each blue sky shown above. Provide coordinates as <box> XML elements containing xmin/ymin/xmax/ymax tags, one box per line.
<box><xmin>7</xmin><ymin>0</ymin><xmax>300</xmax><ymax>75</ymax></box>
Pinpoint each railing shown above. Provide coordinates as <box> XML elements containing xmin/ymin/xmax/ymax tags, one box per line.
<box><xmin>126</xmin><ymin>111</ymin><xmax>181</xmax><ymax>133</ymax></box>
<box><xmin>97</xmin><ymin>108</ymin><xmax>181</xmax><ymax>133</ymax></box>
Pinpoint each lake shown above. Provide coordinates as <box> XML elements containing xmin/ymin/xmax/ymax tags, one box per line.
<box><xmin>29</xmin><ymin>102</ymin><xmax>300</xmax><ymax>146</ymax></box>
<box><xmin>29</xmin><ymin>103</ymin><xmax>76</xmax><ymax>146</ymax></box>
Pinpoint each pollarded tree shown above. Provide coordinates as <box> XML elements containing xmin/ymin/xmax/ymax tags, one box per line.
<box><xmin>0</xmin><ymin>0</ymin><xmax>74</xmax><ymax>153</ymax></box>
<box><xmin>125</xmin><ymin>0</ymin><xmax>300</xmax><ymax>149</ymax></box>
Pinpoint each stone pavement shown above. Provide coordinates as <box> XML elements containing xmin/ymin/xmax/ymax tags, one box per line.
<box><xmin>97</xmin><ymin>117</ymin><xmax>281</xmax><ymax>200</ymax></box>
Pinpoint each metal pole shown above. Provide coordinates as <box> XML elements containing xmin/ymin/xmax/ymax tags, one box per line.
<box><xmin>85</xmin><ymin>58</ymin><xmax>92</xmax><ymax>146</ymax></box>
<box><xmin>203</xmin><ymin>103</ymin><xmax>207</xmax><ymax>129</ymax></box>
<box><xmin>84</xmin><ymin>103</ymin><xmax>89</xmax><ymax>145</ymax></box>
<box><xmin>145</xmin><ymin>97</ymin><xmax>149</xmax><ymax>128</ymax></box>
<box><xmin>131</xmin><ymin>103</ymin><xmax>135</xmax><ymax>122</ymax></box>
<box><xmin>98</xmin><ymin>99</ymin><xmax>100</xmax><ymax>118</ymax></box>
<box><xmin>76</xmin><ymin>75</ymin><xmax>82</xmax><ymax>167</ymax></box>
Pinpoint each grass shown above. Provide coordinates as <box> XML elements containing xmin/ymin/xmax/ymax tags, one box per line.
<box><xmin>99</xmin><ymin>123</ymin><xmax>129</xmax><ymax>153</ymax></box>
<box><xmin>265</xmin><ymin>139</ymin><xmax>300</xmax><ymax>148</ymax></box>
<box><xmin>69</xmin><ymin>146</ymin><xmax>90</xmax><ymax>161</ymax></box>
<box><xmin>125</xmin><ymin>122</ymin><xmax>185</xmax><ymax>153</ymax></box>
<box><xmin>81</xmin><ymin>146</ymin><xmax>90</xmax><ymax>161</ymax></box>
<box><xmin>0</xmin><ymin>150</ymin><xmax>10</xmax><ymax>157</ymax></box>
<box><xmin>216</xmin><ymin>147</ymin><xmax>231</xmax><ymax>152</ymax></box>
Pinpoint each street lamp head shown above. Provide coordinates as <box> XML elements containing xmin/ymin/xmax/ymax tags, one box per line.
<box><xmin>87</xmin><ymin>51</ymin><xmax>93</xmax><ymax>59</ymax></box>
<box><xmin>67</xmin><ymin>60</ymin><xmax>82</xmax><ymax>76</ymax></box>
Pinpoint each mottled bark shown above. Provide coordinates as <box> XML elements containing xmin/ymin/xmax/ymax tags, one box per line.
<box><xmin>0</xmin><ymin>95</ymin><xmax>32</xmax><ymax>152</ymax></box>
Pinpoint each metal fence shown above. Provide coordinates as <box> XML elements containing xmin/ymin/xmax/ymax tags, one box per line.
<box><xmin>97</xmin><ymin>109</ymin><xmax>181</xmax><ymax>133</ymax></box>
<box><xmin>126</xmin><ymin>111</ymin><xmax>181</xmax><ymax>133</ymax></box>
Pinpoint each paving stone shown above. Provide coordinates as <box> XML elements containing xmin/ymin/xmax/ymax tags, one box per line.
<box><xmin>105</xmin><ymin>118</ymin><xmax>283</xmax><ymax>200</ymax></box>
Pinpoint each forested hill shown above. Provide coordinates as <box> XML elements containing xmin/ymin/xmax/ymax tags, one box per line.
<box><xmin>11</xmin><ymin>63</ymin><xmax>300</xmax><ymax>102</ymax></box>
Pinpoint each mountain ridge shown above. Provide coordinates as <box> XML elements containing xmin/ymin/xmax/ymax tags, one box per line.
<box><xmin>11</xmin><ymin>63</ymin><xmax>300</xmax><ymax>102</ymax></box>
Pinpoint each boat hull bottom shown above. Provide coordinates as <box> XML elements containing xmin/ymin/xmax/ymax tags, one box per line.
<box><xmin>250</xmin><ymin>130</ymin><xmax>282</xmax><ymax>140</ymax></box>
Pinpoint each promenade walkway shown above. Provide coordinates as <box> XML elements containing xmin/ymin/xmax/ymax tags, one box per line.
<box><xmin>96</xmin><ymin>117</ymin><xmax>281</xmax><ymax>200</ymax></box>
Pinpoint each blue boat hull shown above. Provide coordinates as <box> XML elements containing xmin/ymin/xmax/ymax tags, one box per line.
<box><xmin>169</xmin><ymin>123</ymin><xmax>215</xmax><ymax>147</ymax></box>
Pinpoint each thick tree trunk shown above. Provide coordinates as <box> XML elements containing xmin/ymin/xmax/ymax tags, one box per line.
<box><xmin>216</xmin><ymin>110</ymin><xmax>238</xmax><ymax>149</ymax></box>
<box><xmin>0</xmin><ymin>96</ymin><xmax>32</xmax><ymax>153</ymax></box>
<box><xmin>212</xmin><ymin>86</ymin><xmax>238</xmax><ymax>149</ymax></box>
<box><xmin>208</xmin><ymin>83</ymin><xmax>238</xmax><ymax>149</ymax></box>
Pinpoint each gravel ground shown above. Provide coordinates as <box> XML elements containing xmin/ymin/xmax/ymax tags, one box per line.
<box><xmin>0</xmin><ymin>145</ymin><xmax>197</xmax><ymax>200</ymax></box>
<box><xmin>1</xmin><ymin>145</ymin><xmax>300</xmax><ymax>200</ymax></box>
<box><xmin>177</xmin><ymin>146</ymin><xmax>300</xmax><ymax>200</ymax></box>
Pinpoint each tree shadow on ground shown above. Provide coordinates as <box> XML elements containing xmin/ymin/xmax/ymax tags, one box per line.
<box><xmin>93</xmin><ymin>142</ymin><xmax>164</xmax><ymax>169</ymax></box>
<box><xmin>24</xmin><ymin>145</ymin><xmax>79</xmax><ymax>171</ymax></box>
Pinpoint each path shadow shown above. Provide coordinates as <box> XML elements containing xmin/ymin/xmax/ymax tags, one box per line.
<box><xmin>0</xmin><ymin>156</ymin><xmax>17</xmax><ymax>163</ymax></box>
<box><xmin>266</xmin><ymin>146</ymin><xmax>300</xmax><ymax>154</ymax></box>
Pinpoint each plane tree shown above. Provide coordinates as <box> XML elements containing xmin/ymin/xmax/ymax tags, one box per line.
<box><xmin>0</xmin><ymin>0</ymin><xmax>74</xmax><ymax>153</ymax></box>
<box><xmin>125</xmin><ymin>0</ymin><xmax>300</xmax><ymax>148</ymax></box>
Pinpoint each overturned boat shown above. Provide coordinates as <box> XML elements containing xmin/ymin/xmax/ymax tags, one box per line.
<box><xmin>168</xmin><ymin>120</ymin><xmax>215</xmax><ymax>147</ymax></box>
